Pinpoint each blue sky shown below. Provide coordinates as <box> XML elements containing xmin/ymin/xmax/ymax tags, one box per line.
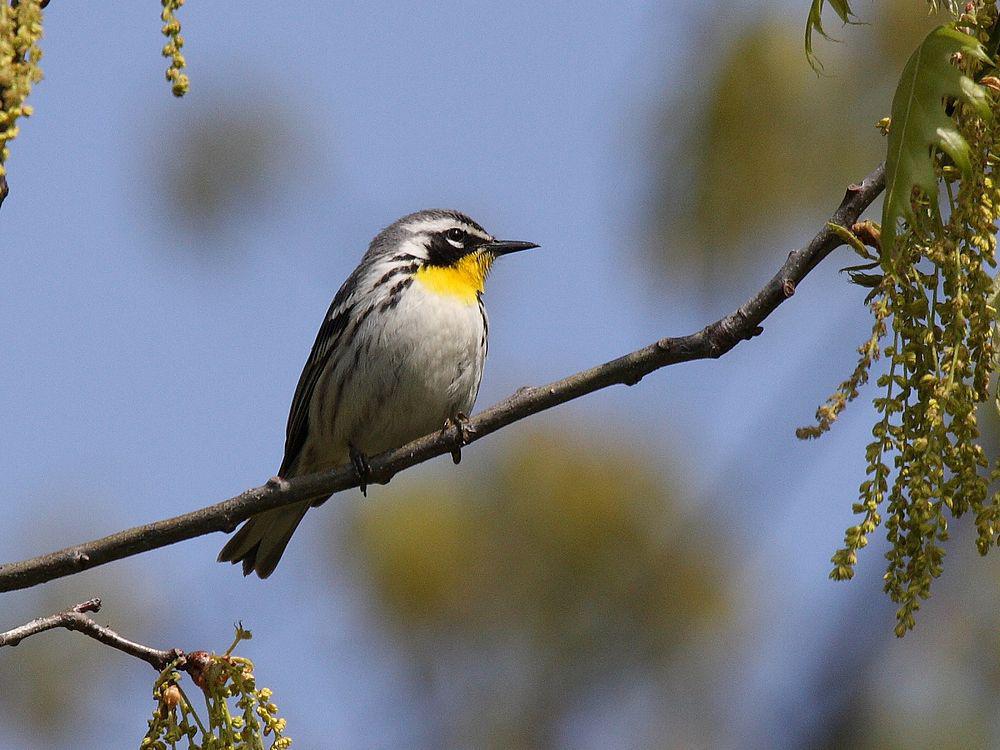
<box><xmin>0</xmin><ymin>2</ymin><xmax>947</xmax><ymax>748</ymax></box>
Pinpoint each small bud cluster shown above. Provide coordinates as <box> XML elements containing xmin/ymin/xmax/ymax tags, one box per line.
<box><xmin>795</xmin><ymin>299</ymin><xmax>890</xmax><ymax>440</ymax></box>
<box><xmin>161</xmin><ymin>0</ymin><xmax>189</xmax><ymax>97</ymax></box>
<box><xmin>141</xmin><ymin>626</ymin><xmax>291</xmax><ymax>749</ymax></box>
<box><xmin>800</xmin><ymin>4</ymin><xmax>1000</xmax><ymax>636</ymax></box>
<box><xmin>0</xmin><ymin>0</ymin><xmax>43</xmax><ymax>177</ymax></box>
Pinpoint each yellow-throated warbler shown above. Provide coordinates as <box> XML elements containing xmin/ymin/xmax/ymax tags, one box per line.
<box><xmin>218</xmin><ymin>209</ymin><xmax>538</xmax><ymax>578</ymax></box>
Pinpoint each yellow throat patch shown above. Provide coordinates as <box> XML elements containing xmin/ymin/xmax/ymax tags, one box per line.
<box><xmin>414</xmin><ymin>252</ymin><xmax>493</xmax><ymax>303</ymax></box>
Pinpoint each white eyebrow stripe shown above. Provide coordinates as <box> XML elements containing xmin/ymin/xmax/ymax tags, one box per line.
<box><xmin>403</xmin><ymin>217</ymin><xmax>492</xmax><ymax>240</ymax></box>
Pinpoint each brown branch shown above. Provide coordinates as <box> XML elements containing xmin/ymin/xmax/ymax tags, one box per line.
<box><xmin>0</xmin><ymin>163</ymin><xmax>886</xmax><ymax>592</ymax></box>
<box><xmin>0</xmin><ymin>174</ymin><xmax>8</xmax><ymax>208</ymax></box>
<box><xmin>0</xmin><ymin>597</ymin><xmax>182</xmax><ymax>670</ymax></box>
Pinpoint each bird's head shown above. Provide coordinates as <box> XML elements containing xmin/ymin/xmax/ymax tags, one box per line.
<box><xmin>371</xmin><ymin>209</ymin><xmax>538</xmax><ymax>303</ymax></box>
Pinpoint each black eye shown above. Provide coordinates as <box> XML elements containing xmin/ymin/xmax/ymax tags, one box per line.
<box><xmin>446</xmin><ymin>228</ymin><xmax>466</xmax><ymax>243</ymax></box>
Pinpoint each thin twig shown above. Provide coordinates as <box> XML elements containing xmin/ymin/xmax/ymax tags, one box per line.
<box><xmin>0</xmin><ymin>174</ymin><xmax>8</xmax><ymax>208</ymax></box>
<box><xmin>0</xmin><ymin>598</ymin><xmax>182</xmax><ymax>670</ymax></box>
<box><xmin>0</xmin><ymin>164</ymin><xmax>886</xmax><ymax>592</ymax></box>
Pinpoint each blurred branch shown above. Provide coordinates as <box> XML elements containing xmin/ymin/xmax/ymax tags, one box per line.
<box><xmin>0</xmin><ymin>163</ymin><xmax>886</xmax><ymax>592</ymax></box>
<box><xmin>0</xmin><ymin>174</ymin><xmax>8</xmax><ymax>208</ymax></box>
<box><xmin>0</xmin><ymin>597</ymin><xmax>183</xmax><ymax>670</ymax></box>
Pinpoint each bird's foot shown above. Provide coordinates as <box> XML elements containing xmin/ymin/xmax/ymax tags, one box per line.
<box><xmin>349</xmin><ymin>444</ymin><xmax>371</xmax><ymax>497</ymax></box>
<box><xmin>266</xmin><ymin>475</ymin><xmax>290</xmax><ymax>490</ymax></box>
<box><xmin>445</xmin><ymin>413</ymin><xmax>476</xmax><ymax>465</ymax></box>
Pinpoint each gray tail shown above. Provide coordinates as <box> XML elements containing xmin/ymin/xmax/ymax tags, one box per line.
<box><xmin>217</xmin><ymin>501</ymin><xmax>310</xmax><ymax>579</ymax></box>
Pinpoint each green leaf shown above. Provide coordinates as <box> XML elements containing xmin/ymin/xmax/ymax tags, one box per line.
<box><xmin>805</xmin><ymin>0</ymin><xmax>857</xmax><ymax>71</ymax></box>
<box><xmin>882</xmin><ymin>25</ymin><xmax>992</xmax><ymax>254</ymax></box>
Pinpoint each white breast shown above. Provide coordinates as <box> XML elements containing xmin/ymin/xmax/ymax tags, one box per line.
<box><xmin>316</xmin><ymin>281</ymin><xmax>487</xmax><ymax>462</ymax></box>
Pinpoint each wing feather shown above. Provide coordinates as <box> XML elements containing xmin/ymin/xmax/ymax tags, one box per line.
<box><xmin>277</xmin><ymin>270</ymin><xmax>363</xmax><ymax>477</ymax></box>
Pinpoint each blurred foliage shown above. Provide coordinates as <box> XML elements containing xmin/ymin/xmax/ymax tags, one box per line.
<box><xmin>341</xmin><ymin>428</ymin><xmax>730</xmax><ymax>748</ymax></box>
<box><xmin>814</xmin><ymin>534</ymin><xmax>1000</xmax><ymax>749</ymax></box>
<box><xmin>154</xmin><ymin>99</ymin><xmax>312</xmax><ymax>249</ymax></box>
<box><xmin>649</xmin><ymin>0</ymin><xmax>944</xmax><ymax>291</ymax></box>
<box><xmin>0</xmin><ymin>604</ymin><xmax>99</xmax><ymax>743</ymax></box>
<box><xmin>0</xmin><ymin>585</ymin><xmax>141</xmax><ymax>746</ymax></box>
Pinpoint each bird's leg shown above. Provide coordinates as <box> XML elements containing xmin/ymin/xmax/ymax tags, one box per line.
<box><xmin>349</xmin><ymin>443</ymin><xmax>371</xmax><ymax>497</ymax></box>
<box><xmin>454</xmin><ymin>412</ymin><xmax>477</xmax><ymax>444</ymax></box>
<box><xmin>444</xmin><ymin>412</ymin><xmax>476</xmax><ymax>465</ymax></box>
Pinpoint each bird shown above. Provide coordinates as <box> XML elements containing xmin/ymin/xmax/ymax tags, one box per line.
<box><xmin>218</xmin><ymin>209</ymin><xmax>538</xmax><ymax>578</ymax></box>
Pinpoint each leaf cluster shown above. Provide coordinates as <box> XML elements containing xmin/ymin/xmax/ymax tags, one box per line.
<box><xmin>805</xmin><ymin>0</ymin><xmax>857</xmax><ymax>71</ymax></box>
<box><xmin>800</xmin><ymin>5</ymin><xmax>1000</xmax><ymax>635</ymax></box>
<box><xmin>141</xmin><ymin>627</ymin><xmax>291</xmax><ymax>750</ymax></box>
<box><xmin>882</xmin><ymin>25</ymin><xmax>992</xmax><ymax>254</ymax></box>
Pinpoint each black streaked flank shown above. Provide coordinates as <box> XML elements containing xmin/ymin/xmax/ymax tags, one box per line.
<box><xmin>379</xmin><ymin>276</ymin><xmax>414</xmax><ymax>312</ymax></box>
<box><xmin>478</xmin><ymin>298</ymin><xmax>488</xmax><ymax>358</ymax></box>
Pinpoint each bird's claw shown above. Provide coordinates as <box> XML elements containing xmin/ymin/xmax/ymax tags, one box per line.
<box><xmin>349</xmin><ymin>444</ymin><xmax>371</xmax><ymax>496</ymax></box>
<box><xmin>446</xmin><ymin>413</ymin><xmax>476</xmax><ymax>465</ymax></box>
<box><xmin>266</xmin><ymin>475</ymin><xmax>290</xmax><ymax>490</ymax></box>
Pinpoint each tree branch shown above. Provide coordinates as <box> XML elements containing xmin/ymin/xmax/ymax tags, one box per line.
<box><xmin>0</xmin><ymin>597</ymin><xmax>182</xmax><ymax>670</ymax></box>
<box><xmin>0</xmin><ymin>164</ymin><xmax>886</xmax><ymax>592</ymax></box>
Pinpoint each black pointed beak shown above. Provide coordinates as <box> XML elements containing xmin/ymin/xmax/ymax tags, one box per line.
<box><xmin>484</xmin><ymin>239</ymin><xmax>539</xmax><ymax>257</ymax></box>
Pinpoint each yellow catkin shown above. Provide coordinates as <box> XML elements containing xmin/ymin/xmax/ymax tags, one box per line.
<box><xmin>0</xmin><ymin>0</ymin><xmax>43</xmax><ymax>177</ymax></box>
<box><xmin>812</xmin><ymin>3</ymin><xmax>1000</xmax><ymax>636</ymax></box>
<box><xmin>161</xmin><ymin>0</ymin><xmax>189</xmax><ymax>97</ymax></box>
